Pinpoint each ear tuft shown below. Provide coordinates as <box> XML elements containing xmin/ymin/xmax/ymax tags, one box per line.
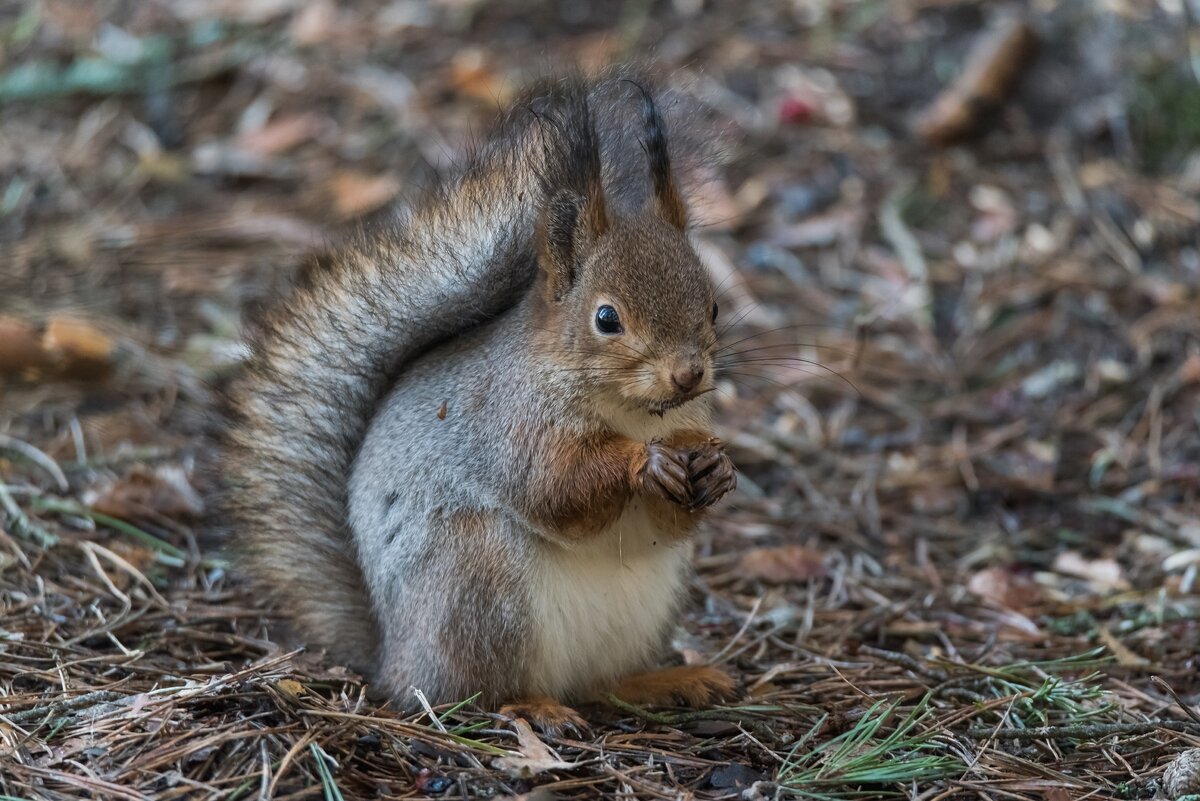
<box><xmin>537</xmin><ymin>190</ymin><xmax>585</xmax><ymax>299</ymax></box>
<box><xmin>530</xmin><ymin>80</ymin><xmax>611</xmax><ymax>300</ymax></box>
<box><xmin>627</xmin><ymin>81</ymin><xmax>688</xmax><ymax>230</ymax></box>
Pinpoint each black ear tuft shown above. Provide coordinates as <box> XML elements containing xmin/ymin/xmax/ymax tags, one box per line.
<box><xmin>537</xmin><ymin>190</ymin><xmax>585</xmax><ymax>300</ymax></box>
<box><xmin>627</xmin><ymin>81</ymin><xmax>687</xmax><ymax>230</ymax></box>
<box><xmin>530</xmin><ymin>79</ymin><xmax>610</xmax><ymax>300</ymax></box>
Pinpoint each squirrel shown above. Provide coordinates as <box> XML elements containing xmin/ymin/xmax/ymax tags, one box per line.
<box><xmin>225</xmin><ymin>74</ymin><xmax>738</xmax><ymax>732</ymax></box>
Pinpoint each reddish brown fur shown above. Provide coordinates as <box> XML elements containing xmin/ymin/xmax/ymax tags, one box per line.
<box><xmin>611</xmin><ymin>665</ymin><xmax>738</xmax><ymax>707</ymax></box>
<box><xmin>499</xmin><ymin>696</ymin><xmax>589</xmax><ymax>737</ymax></box>
<box><xmin>518</xmin><ymin>430</ymin><xmax>648</xmax><ymax>538</ymax></box>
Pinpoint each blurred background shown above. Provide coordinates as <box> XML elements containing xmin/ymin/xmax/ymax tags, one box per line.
<box><xmin>2</xmin><ymin>1</ymin><xmax>1200</xmax><ymax>799</ymax></box>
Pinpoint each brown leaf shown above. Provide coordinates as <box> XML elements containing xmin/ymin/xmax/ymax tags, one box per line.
<box><xmin>449</xmin><ymin>48</ymin><xmax>514</xmax><ymax>105</ymax></box>
<box><xmin>236</xmin><ymin>113</ymin><xmax>325</xmax><ymax>157</ymax></box>
<box><xmin>43</xmin><ymin>316</ymin><xmax>116</xmax><ymax>379</ymax></box>
<box><xmin>1052</xmin><ymin>551</ymin><xmax>1130</xmax><ymax>591</ymax></box>
<box><xmin>491</xmin><ymin>720</ymin><xmax>572</xmax><ymax>778</ymax></box>
<box><xmin>981</xmin><ymin>440</ymin><xmax>1058</xmax><ymax>493</ymax></box>
<box><xmin>89</xmin><ymin>466</ymin><xmax>204</xmax><ymax>520</ymax></box>
<box><xmin>739</xmin><ymin>545</ymin><xmax>827</xmax><ymax>583</ymax></box>
<box><xmin>1096</xmin><ymin>628</ymin><xmax>1149</xmax><ymax>667</ymax></box>
<box><xmin>967</xmin><ymin>566</ymin><xmax>1041</xmax><ymax>611</ymax></box>
<box><xmin>914</xmin><ymin>15</ymin><xmax>1039</xmax><ymax>145</ymax></box>
<box><xmin>327</xmin><ymin>170</ymin><xmax>401</xmax><ymax>219</ymax></box>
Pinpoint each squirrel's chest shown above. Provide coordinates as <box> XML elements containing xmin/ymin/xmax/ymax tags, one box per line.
<box><xmin>526</xmin><ymin>504</ymin><xmax>690</xmax><ymax>699</ymax></box>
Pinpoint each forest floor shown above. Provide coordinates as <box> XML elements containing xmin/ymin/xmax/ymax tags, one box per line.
<box><xmin>2</xmin><ymin>1</ymin><xmax>1200</xmax><ymax>799</ymax></box>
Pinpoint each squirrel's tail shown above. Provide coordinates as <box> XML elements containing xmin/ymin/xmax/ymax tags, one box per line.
<box><xmin>223</xmin><ymin>73</ymin><xmax>714</xmax><ymax>668</ymax></box>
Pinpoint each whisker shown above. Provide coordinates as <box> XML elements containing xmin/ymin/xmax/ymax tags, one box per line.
<box><xmin>715</xmin><ymin>303</ymin><xmax>759</xmax><ymax>340</ymax></box>
<box><xmin>714</xmin><ymin>323</ymin><xmax>850</xmax><ymax>356</ymax></box>
<box><xmin>720</xmin><ymin>342</ymin><xmax>855</xmax><ymax>360</ymax></box>
<box><xmin>608</xmin><ymin>336</ymin><xmax>658</xmax><ymax>363</ymax></box>
<box><xmin>717</xmin><ymin>359</ymin><xmax>861</xmax><ymax>396</ymax></box>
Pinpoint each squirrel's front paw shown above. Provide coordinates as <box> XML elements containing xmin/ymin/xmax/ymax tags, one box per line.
<box><xmin>640</xmin><ymin>440</ymin><xmax>691</xmax><ymax>506</ymax></box>
<box><xmin>686</xmin><ymin>438</ymin><xmax>736</xmax><ymax>511</ymax></box>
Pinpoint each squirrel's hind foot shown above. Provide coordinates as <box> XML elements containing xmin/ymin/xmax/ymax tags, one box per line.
<box><xmin>499</xmin><ymin>696</ymin><xmax>589</xmax><ymax>738</ymax></box>
<box><xmin>610</xmin><ymin>665</ymin><xmax>738</xmax><ymax>708</ymax></box>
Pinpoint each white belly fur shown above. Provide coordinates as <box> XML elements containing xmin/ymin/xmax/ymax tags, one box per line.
<box><xmin>528</xmin><ymin>502</ymin><xmax>691</xmax><ymax>700</ymax></box>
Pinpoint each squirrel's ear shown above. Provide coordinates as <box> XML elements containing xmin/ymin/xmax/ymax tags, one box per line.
<box><xmin>536</xmin><ymin>187</ymin><xmax>608</xmax><ymax>300</ymax></box>
<box><xmin>634</xmin><ymin>84</ymin><xmax>688</xmax><ymax>230</ymax></box>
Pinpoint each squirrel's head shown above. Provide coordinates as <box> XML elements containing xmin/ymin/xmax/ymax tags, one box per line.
<box><xmin>532</xmin><ymin>85</ymin><xmax>718</xmax><ymax>417</ymax></box>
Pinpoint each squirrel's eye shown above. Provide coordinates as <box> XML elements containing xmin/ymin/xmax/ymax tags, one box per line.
<box><xmin>595</xmin><ymin>305</ymin><xmax>622</xmax><ymax>335</ymax></box>
<box><xmin>712</xmin><ymin>302</ymin><xmax>719</xmax><ymax>323</ymax></box>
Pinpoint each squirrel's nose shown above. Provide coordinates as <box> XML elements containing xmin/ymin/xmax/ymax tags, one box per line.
<box><xmin>671</xmin><ymin>364</ymin><xmax>705</xmax><ymax>393</ymax></box>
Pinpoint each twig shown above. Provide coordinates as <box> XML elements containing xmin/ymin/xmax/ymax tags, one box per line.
<box><xmin>712</xmin><ymin>595</ymin><xmax>763</xmax><ymax>664</ymax></box>
<box><xmin>965</xmin><ymin>720</ymin><xmax>1200</xmax><ymax>740</ymax></box>
<box><xmin>858</xmin><ymin>645</ymin><xmax>949</xmax><ymax>682</ymax></box>
<box><xmin>3</xmin><ymin>690</ymin><xmax>123</xmax><ymax>723</ymax></box>
<box><xmin>411</xmin><ymin>686</ymin><xmax>484</xmax><ymax>769</ymax></box>
<box><xmin>1150</xmin><ymin>676</ymin><xmax>1200</xmax><ymax>725</ymax></box>
<box><xmin>603</xmin><ymin>694</ymin><xmax>781</xmax><ymax>741</ymax></box>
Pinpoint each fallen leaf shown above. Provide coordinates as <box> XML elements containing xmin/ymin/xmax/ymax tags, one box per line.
<box><xmin>967</xmin><ymin>566</ymin><xmax>1042</xmax><ymax>611</ymax></box>
<box><xmin>328</xmin><ymin>170</ymin><xmax>401</xmax><ymax>218</ymax></box>
<box><xmin>492</xmin><ymin>720</ymin><xmax>572</xmax><ymax>778</ymax></box>
<box><xmin>1096</xmin><ymin>628</ymin><xmax>1149</xmax><ymax>667</ymax></box>
<box><xmin>43</xmin><ymin>316</ymin><xmax>116</xmax><ymax>379</ymax></box>
<box><xmin>236</xmin><ymin>112</ymin><xmax>324</xmax><ymax>157</ymax></box>
<box><xmin>982</xmin><ymin>440</ymin><xmax>1059</xmax><ymax>493</ymax></box>
<box><xmin>450</xmin><ymin>48</ymin><xmax>513</xmax><ymax>105</ymax></box>
<box><xmin>1052</xmin><ymin>551</ymin><xmax>1130</xmax><ymax>591</ymax></box>
<box><xmin>88</xmin><ymin>465</ymin><xmax>204</xmax><ymax>520</ymax></box>
<box><xmin>739</xmin><ymin>545</ymin><xmax>827</xmax><ymax>583</ymax></box>
<box><xmin>914</xmin><ymin>15</ymin><xmax>1039</xmax><ymax>145</ymax></box>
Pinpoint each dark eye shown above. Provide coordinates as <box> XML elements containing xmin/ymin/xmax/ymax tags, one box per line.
<box><xmin>711</xmin><ymin>302</ymin><xmax>719</xmax><ymax>323</ymax></box>
<box><xmin>595</xmin><ymin>304</ymin><xmax>622</xmax><ymax>334</ymax></box>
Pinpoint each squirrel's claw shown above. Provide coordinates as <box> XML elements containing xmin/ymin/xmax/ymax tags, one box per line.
<box><xmin>687</xmin><ymin>439</ymin><xmax>725</xmax><ymax>479</ymax></box>
<box><xmin>686</xmin><ymin>440</ymin><xmax>736</xmax><ymax>511</ymax></box>
<box><xmin>642</xmin><ymin>440</ymin><xmax>691</xmax><ymax>506</ymax></box>
<box><xmin>499</xmin><ymin>697</ymin><xmax>589</xmax><ymax>739</ymax></box>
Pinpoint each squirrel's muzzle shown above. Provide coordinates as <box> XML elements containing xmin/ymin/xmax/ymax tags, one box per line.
<box><xmin>670</xmin><ymin>362</ymin><xmax>705</xmax><ymax>394</ymax></box>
